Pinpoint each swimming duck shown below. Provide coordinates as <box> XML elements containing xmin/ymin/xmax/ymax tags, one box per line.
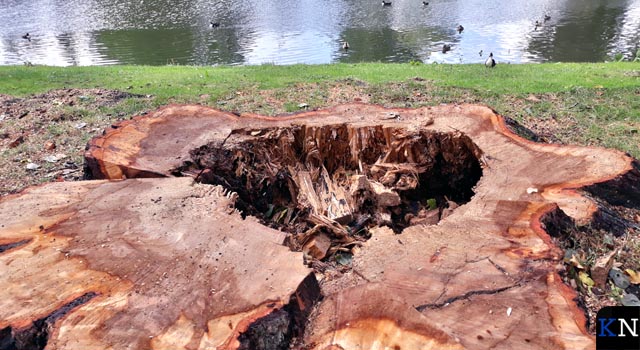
<box><xmin>544</xmin><ymin>14</ymin><xmax>551</xmax><ymax>21</ymax></box>
<box><xmin>456</xmin><ymin>25</ymin><xmax>464</xmax><ymax>34</ymax></box>
<box><xmin>485</xmin><ymin>52</ymin><xmax>496</xmax><ymax>68</ymax></box>
<box><xmin>22</xmin><ymin>33</ymin><xmax>31</xmax><ymax>41</ymax></box>
<box><xmin>422</xmin><ymin>1</ymin><xmax>429</xmax><ymax>5</ymax></box>
<box><xmin>382</xmin><ymin>1</ymin><xmax>392</xmax><ymax>6</ymax></box>
<box><xmin>342</xmin><ymin>41</ymin><xmax>350</xmax><ymax>50</ymax></box>
<box><xmin>210</xmin><ymin>21</ymin><xmax>220</xmax><ymax>28</ymax></box>
<box><xmin>442</xmin><ymin>44</ymin><xmax>451</xmax><ymax>53</ymax></box>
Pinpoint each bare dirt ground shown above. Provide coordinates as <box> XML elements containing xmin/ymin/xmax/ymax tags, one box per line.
<box><xmin>1</xmin><ymin>85</ymin><xmax>639</xmax><ymax>335</ymax></box>
<box><xmin>0</xmin><ymin>89</ymin><xmax>150</xmax><ymax>194</ymax></box>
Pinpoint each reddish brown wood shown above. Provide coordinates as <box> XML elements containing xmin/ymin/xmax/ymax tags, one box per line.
<box><xmin>4</xmin><ymin>103</ymin><xmax>639</xmax><ymax>349</ymax></box>
<box><xmin>0</xmin><ymin>178</ymin><xmax>312</xmax><ymax>350</ymax></box>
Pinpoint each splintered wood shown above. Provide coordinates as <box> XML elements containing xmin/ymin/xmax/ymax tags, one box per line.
<box><xmin>295</xmin><ymin>167</ymin><xmax>353</xmax><ymax>224</ymax></box>
<box><xmin>2</xmin><ymin>103</ymin><xmax>638</xmax><ymax>350</ymax></box>
<box><xmin>316</xmin><ymin>166</ymin><xmax>353</xmax><ymax>224</ymax></box>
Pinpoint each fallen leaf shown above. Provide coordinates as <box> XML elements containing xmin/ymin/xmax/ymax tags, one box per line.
<box><xmin>9</xmin><ymin>135</ymin><xmax>25</xmax><ymax>148</ymax></box>
<box><xmin>335</xmin><ymin>252</ymin><xmax>352</xmax><ymax>266</ymax></box>
<box><xmin>525</xmin><ymin>94</ymin><xmax>541</xmax><ymax>102</ymax></box>
<box><xmin>264</xmin><ymin>204</ymin><xmax>275</xmax><ymax>219</ymax></box>
<box><xmin>44</xmin><ymin>155</ymin><xmax>58</xmax><ymax>163</ymax></box>
<box><xmin>44</xmin><ymin>140</ymin><xmax>56</xmax><ymax>150</ymax></box>
<box><xmin>569</xmin><ymin>254</ymin><xmax>585</xmax><ymax>269</ymax></box>
<box><xmin>578</xmin><ymin>271</ymin><xmax>594</xmax><ymax>287</ymax></box>
<box><xmin>610</xmin><ymin>268</ymin><xmax>630</xmax><ymax>289</ymax></box>
<box><xmin>26</xmin><ymin>163</ymin><xmax>40</xmax><ymax>170</ymax></box>
<box><xmin>621</xmin><ymin>293</ymin><xmax>640</xmax><ymax>306</ymax></box>
<box><xmin>625</xmin><ymin>269</ymin><xmax>640</xmax><ymax>284</ymax></box>
<box><xmin>274</xmin><ymin>208</ymin><xmax>288</xmax><ymax>223</ymax></box>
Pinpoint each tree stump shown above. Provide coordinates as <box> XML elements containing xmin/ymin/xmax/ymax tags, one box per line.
<box><xmin>3</xmin><ymin>103</ymin><xmax>638</xmax><ymax>349</ymax></box>
<box><xmin>0</xmin><ymin>178</ymin><xmax>315</xmax><ymax>350</ymax></box>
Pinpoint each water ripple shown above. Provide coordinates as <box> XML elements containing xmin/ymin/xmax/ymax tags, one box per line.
<box><xmin>1</xmin><ymin>0</ymin><xmax>638</xmax><ymax>66</ymax></box>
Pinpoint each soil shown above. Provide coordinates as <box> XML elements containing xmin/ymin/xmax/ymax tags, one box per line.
<box><xmin>1</xmin><ymin>85</ymin><xmax>639</xmax><ymax>337</ymax></box>
<box><xmin>0</xmin><ymin>88</ymin><xmax>150</xmax><ymax>194</ymax></box>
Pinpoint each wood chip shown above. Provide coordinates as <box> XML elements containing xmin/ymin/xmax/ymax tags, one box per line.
<box><xmin>591</xmin><ymin>250</ymin><xmax>616</xmax><ymax>288</ymax></box>
<box><xmin>303</xmin><ymin>233</ymin><xmax>332</xmax><ymax>260</ymax></box>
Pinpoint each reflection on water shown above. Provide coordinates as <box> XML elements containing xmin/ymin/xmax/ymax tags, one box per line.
<box><xmin>0</xmin><ymin>0</ymin><xmax>638</xmax><ymax>66</ymax></box>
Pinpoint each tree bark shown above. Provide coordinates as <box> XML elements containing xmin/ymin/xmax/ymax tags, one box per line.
<box><xmin>2</xmin><ymin>103</ymin><xmax>638</xmax><ymax>349</ymax></box>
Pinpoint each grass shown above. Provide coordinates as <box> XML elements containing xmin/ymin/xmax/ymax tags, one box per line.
<box><xmin>1</xmin><ymin>62</ymin><xmax>639</xmax><ymax>98</ymax></box>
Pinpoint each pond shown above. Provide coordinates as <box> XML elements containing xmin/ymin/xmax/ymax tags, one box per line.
<box><xmin>1</xmin><ymin>0</ymin><xmax>639</xmax><ymax>66</ymax></box>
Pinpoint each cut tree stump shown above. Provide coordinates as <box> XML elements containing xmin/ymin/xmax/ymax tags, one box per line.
<box><xmin>3</xmin><ymin>103</ymin><xmax>638</xmax><ymax>349</ymax></box>
<box><xmin>0</xmin><ymin>178</ymin><xmax>314</xmax><ymax>350</ymax></box>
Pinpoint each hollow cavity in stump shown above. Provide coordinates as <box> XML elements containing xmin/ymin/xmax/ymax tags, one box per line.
<box><xmin>177</xmin><ymin>125</ymin><xmax>482</xmax><ymax>243</ymax></box>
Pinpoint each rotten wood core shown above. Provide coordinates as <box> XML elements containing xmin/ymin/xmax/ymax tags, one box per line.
<box><xmin>178</xmin><ymin>124</ymin><xmax>482</xmax><ymax>237</ymax></box>
<box><xmin>2</xmin><ymin>103</ymin><xmax>638</xmax><ymax>349</ymax></box>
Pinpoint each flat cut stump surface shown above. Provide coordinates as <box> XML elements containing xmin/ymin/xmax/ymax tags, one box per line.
<box><xmin>0</xmin><ymin>178</ymin><xmax>311</xmax><ymax>350</ymax></box>
<box><xmin>2</xmin><ymin>103</ymin><xmax>639</xmax><ymax>350</ymax></box>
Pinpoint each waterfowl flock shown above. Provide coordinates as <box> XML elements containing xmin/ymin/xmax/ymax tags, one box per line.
<box><xmin>17</xmin><ymin>1</ymin><xmax>556</xmax><ymax>68</ymax></box>
<box><xmin>345</xmin><ymin>1</ymin><xmax>554</xmax><ymax>66</ymax></box>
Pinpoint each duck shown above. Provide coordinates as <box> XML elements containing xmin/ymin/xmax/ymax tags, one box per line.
<box><xmin>422</xmin><ymin>1</ymin><xmax>429</xmax><ymax>5</ymax></box>
<box><xmin>485</xmin><ymin>52</ymin><xmax>496</xmax><ymax>68</ymax></box>
<box><xmin>342</xmin><ymin>41</ymin><xmax>350</xmax><ymax>50</ymax></box>
<box><xmin>442</xmin><ymin>44</ymin><xmax>451</xmax><ymax>53</ymax></box>
<box><xmin>382</xmin><ymin>1</ymin><xmax>392</xmax><ymax>6</ymax></box>
<box><xmin>21</xmin><ymin>33</ymin><xmax>31</xmax><ymax>41</ymax></box>
<box><xmin>544</xmin><ymin>14</ymin><xmax>551</xmax><ymax>21</ymax></box>
<box><xmin>210</xmin><ymin>21</ymin><xmax>220</xmax><ymax>28</ymax></box>
<box><xmin>479</xmin><ymin>49</ymin><xmax>483</xmax><ymax>56</ymax></box>
<box><xmin>456</xmin><ymin>25</ymin><xmax>464</xmax><ymax>34</ymax></box>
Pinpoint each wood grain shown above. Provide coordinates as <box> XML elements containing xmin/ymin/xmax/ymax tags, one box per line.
<box><xmin>0</xmin><ymin>178</ymin><xmax>312</xmax><ymax>350</ymax></box>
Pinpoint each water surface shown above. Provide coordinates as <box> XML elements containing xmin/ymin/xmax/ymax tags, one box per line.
<box><xmin>1</xmin><ymin>0</ymin><xmax>638</xmax><ymax>66</ymax></box>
